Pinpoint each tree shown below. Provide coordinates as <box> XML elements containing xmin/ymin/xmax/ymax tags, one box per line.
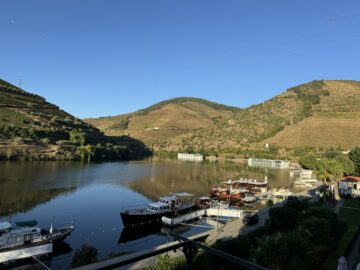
<box><xmin>69</xmin><ymin>129</ymin><xmax>86</xmax><ymax>146</ymax></box>
<box><xmin>71</xmin><ymin>244</ymin><xmax>98</xmax><ymax>267</ymax></box>
<box><xmin>299</xmin><ymin>154</ymin><xmax>318</xmax><ymax>170</ymax></box>
<box><xmin>335</xmin><ymin>155</ymin><xmax>355</xmax><ymax>175</ymax></box>
<box><xmin>349</xmin><ymin>147</ymin><xmax>360</xmax><ymax>176</ymax></box>
<box><xmin>252</xmin><ymin>231</ymin><xmax>310</xmax><ymax>270</ymax></box>
<box><xmin>315</xmin><ymin>159</ymin><xmax>343</xmax><ymax>182</ymax></box>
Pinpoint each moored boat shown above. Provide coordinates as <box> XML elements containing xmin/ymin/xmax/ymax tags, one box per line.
<box><xmin>242</xmin><ymin>194</ymin><xmax>258</xmax><ymax>204</ymax></box>
<box><xmin>120</xmin><ymin>193</ymin><xmax>197</xmax><ymax>227</ymax></box>
<box><xmin>229</xmin><ymin>191</ymin><xmax>244</xmax><ymax>207</ymax></box>
<box><xmin>0</xmin><ymin>220</ymin><xmax>74</xmax><ymax>264</ymax></box>
<box><xmin>196</xmin><ymin>197</ymin><xmax>217</xmax><ymax>209</ymax></box>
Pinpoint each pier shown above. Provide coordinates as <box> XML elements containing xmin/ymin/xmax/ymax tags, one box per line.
<box><xmin>162</xmin><ymin>206</ymin><xmax>246</xmax><ymax>227</ymax></box>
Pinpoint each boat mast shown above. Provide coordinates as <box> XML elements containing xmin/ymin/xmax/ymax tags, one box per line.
<box><xmin>8</xmin><ymin>208</ymin><xmax>12</xmax><ymax>224</ymax></box>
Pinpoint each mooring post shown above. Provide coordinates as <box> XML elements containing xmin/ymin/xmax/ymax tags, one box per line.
<box><xmin>182</xmin><ymin>243</ymin><xmax>198</xmax><ymax>270</ymax></box>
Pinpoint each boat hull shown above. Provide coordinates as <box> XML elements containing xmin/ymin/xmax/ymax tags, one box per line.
<box><xmin>0</xmin><ymin>243</ymin><xmax>52</xmax><ymax>264</ymax></box>
<box><xmin>120</xmin><ymin>206</ymin><xmax>197</xmax><ymax>227</ymax></box>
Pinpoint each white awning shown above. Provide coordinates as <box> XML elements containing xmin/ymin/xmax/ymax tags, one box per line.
<box><xmin>170</xmin><ymin>192</ymin><xmax>193</xmax><ymax>197</ymax></box>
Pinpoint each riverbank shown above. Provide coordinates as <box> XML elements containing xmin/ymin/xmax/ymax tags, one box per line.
<box><xmin>134</xmin><ymin>184</ymin><xmax>321</xmax><ymax>270</ymax></box>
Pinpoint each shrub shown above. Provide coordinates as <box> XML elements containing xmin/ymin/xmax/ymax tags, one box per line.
<box><xmin>71</xmin><ymin>244</ymin><xmax>98</xmax><ymax>267</ymax></box>
<box><xmin>13</xmin><ymin>137</ymin><xmax>24</xmax><ymax>144</ymax></box>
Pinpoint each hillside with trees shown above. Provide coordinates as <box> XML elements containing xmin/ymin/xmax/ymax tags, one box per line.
<box><xmin>0</xmin><ymin>79</ymin><xmax>151</xmax><ymax>160</ymax></box>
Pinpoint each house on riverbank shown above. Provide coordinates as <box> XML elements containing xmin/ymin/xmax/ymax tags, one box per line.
<box><xmin>338</xmin><ymin>176</ymin><xmax>360</xmax><ymax>198</ymax></box>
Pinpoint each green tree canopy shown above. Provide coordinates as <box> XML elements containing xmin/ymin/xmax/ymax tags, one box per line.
<box><xmin>349</xmin><ymin>147</ymin><xmax>360</xmax><ymax>176</ymax></box>
<box><xmin>69</xmin><ymin>129</ymin><xmax>86</xmax><ymax>146</ymax></box>
<box><xmin>71</xmin><ymin>244</ymin><xmax>98</xmax><ymax>267</ymax></box>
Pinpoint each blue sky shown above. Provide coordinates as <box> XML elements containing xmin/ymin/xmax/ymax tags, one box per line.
<box><xmin>1</xmin><ymin>0</ymin><xmax>360</xmax><ymax>118</ymax></box>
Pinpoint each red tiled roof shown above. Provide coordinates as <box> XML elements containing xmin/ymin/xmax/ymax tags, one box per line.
<box><xmin>341</xmin><ymin>176</ymin><xmax>360</xmax><ymax>182</ymax></box>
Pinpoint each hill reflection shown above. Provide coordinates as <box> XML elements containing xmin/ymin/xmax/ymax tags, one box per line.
<box><xmin>128</xmin><ymin>159</ymin><xmax>292</xmax><ymax>200</ymax></box>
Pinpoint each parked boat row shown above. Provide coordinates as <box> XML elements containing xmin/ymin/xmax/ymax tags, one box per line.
<box><xmin>209</xmin><ymin>178</ymin><xmax>268</xmax><ymax>206</ymax></box>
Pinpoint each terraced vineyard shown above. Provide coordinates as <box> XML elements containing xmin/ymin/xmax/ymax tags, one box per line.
<box><xmin>0</xmin><ymin>79</ymin><xmax>150</xmax><ymax>160</ymax></box>
<box><xmin>88</xmin><ymin>80</ymin><xmax>360</xmax><ymax>152</ymax></box>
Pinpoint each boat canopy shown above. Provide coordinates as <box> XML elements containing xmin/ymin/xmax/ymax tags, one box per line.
<box><xmin>15</xmin><ymin>220</ymin><xmax>38</xmax><ymax>227</ymax></box>
<box><xmin>149</xmin><ymin>202</ymin><xmax>167</xmax><ymax>207</ymax></box>
<box><xmin>0</xmin><ymin>222</ymin><xmax>11</xmax><ymax>231</ymax></box>
<box><xmin>198</xmin><ymin>196</ymin><xmax>212</xmax><ymax>200</ymax></box>
<box><xmin>170</xmin><ymin>192</ymin><xmax>193</xmax><ymax>197</ymax></box>
<box><xmin>160</xmin><ymin>196</ymin><xmax>177</xmax><ymax>202</ymax></box>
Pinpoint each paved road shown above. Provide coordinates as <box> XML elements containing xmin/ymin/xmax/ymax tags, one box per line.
<box><xmin>206</xmin><ymin>206</ymin><xmax>270</xmax><ymax>244</ymax></box>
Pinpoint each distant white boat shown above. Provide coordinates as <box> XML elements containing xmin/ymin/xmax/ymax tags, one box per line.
<box><xmin>248</xmin><ymin>158</ymin><xmax>290</xmax><ymax>168</ymax></box>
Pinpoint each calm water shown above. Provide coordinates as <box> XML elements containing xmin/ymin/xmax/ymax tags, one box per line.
<box><xmin>0</xmin><ymin>159</ymin><xmax>292</xmax><ymax>269</ymax></box>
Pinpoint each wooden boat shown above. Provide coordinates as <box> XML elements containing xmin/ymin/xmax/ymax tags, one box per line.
<box><xmin>196</xmin><ymin>197</ymin><xmax>217</xmax><ymax>209</ymax></box>
<box><xmin>229</xmin><ymin>191</ymin><xmax>244</xmax><ymax>207</ymax></box>
<box><xmin>120</xmin><ymin>193</ymin><xmax>197</xmax><ymax>227</ymax></box>
<box><xmin>0</xmin><ymin>220</ymin><xmax>74</xmax><ymax>264</ymax></box>
<box><xmin>209</xmin><ymin>186</ymin><xmax>222</xmax><ymax>199</ymax></box>
<box><xmin>217</xmin><ymin>189</ymin><xmax>229</xmax><ymax>201</ymax></box>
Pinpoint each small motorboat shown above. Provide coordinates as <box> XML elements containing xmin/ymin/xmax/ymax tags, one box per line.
<box><xmin>0</xmin><ymin>220</ymin><xmax>74</xmax><ymax>264</ymax></box>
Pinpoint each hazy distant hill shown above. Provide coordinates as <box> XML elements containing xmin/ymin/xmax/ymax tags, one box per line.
<box><xmin>0</xmin><ymin>79</ymin><xmax>150</xmax><ymax>160</ymax></box>
<box><xmin>87</xmin><ymin>80</ymin><xmax>360</xmax><ymax>152</ymax></box>
<box><xmin>85</xmin><ymin>97</ymin><xmax>239</xmax><ymax>146</ymax></box>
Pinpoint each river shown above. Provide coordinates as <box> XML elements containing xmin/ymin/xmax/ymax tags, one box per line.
<box><xmin>0</xmin><ymin>158</ymin><xmax>293</xmax><ymax>269</ymax></box>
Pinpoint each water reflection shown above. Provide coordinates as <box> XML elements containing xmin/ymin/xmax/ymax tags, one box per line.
<box><xmin>0</xmin><ymin>161</ymin><xmax>158</xmax><ymax>215</ymax></box>
<box><xmin>0</xmin><ymin>159</ymin><xmax>293</xmax><ymax>269</ymax></box>
<box><xmin>129</xmin><ymin>159</ymin><xmax>292</xmax><ymax>200</ymax></box>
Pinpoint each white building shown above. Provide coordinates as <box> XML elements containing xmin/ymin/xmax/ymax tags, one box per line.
<box><xmin>338</xmin><ymin>176</ymin><xmax>360</xmax><ymax>198</ymax></box>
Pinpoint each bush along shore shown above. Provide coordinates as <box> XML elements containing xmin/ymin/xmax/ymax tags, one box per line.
<box><xmin>0</xmin><ymin>128</ymin><xmax>152</xmax><ymax>161</ymax></box>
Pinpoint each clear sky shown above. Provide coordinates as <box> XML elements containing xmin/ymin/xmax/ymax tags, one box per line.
<box><xmin>1</xmin><ymin>0</ymin><xmax>360</xmax><ymax>118</ymax></box>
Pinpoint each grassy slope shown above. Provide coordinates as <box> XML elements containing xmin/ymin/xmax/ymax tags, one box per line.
<box><xmin>266</xmin><ymin>112</ymin><xmax>360</xmax><ymax>148</ymax></box>
<box><xmin>266</xmin><ymin>80</ymin><xmax>360</xmax><ymax>149</ymax></box>
<box><xmin>169</xmin><ymin>80</ymin><xmax>360</xmax><ymax>151</ymax></box>
<box><xmin>89</xmin><ymin>80</ymin><xmax>360</xmax><ymax>152</ymax></box>
<box><xmin>85</xmin><ymin>98</ymin><xmax>238</xmax><ymax>145</ymax></box>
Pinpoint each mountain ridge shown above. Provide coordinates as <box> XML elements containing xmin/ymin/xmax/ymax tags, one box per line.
<box><xmin>86</xmin><ymin>80</ymin><xmax>360</xmax><ymax>152</ymax></box>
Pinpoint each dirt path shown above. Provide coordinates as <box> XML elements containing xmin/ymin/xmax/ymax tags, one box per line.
<box><xmin>346</xmin><ymin>228</ymin><xmax>360</xmax><ymax>270</ymax></box>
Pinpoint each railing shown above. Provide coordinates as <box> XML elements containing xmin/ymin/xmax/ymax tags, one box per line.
<box><xmin>71</xmin><ymin>231</ymin><xmax>268</xmax><ymax>270</ymax></box>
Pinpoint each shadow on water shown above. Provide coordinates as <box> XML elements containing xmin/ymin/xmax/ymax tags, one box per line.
<box><xmin>109</xmin><ymin>135</ymin><xmax>153</xmax><ymax>160</ymax></box>
<box><xmin>128</xmin><ymin>158</ymin><xmax>293</xmax><ymax>200</ymax></box>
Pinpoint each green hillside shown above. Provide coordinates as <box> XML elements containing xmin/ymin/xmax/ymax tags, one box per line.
<box><xmin>0</xmin><ymin>79</ymin><xmax>150</xmax><ymax>160</ymax></box>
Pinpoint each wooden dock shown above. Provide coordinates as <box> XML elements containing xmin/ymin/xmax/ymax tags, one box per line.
<box><xmin>162</xmin><ymin>206</ymin><xmax>246</xmax><ymax>227</ymax></box>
